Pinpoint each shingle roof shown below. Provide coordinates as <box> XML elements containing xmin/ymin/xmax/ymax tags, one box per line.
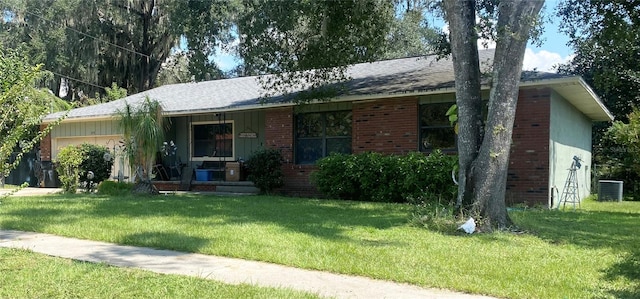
<box><xmin>44</xmin><ymin>49</ymin><xmax>603</xmax><ymax>122</ymax></box>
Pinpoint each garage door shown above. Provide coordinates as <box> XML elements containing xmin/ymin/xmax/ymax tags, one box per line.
<box><xmin>52</xmin><ymin>135</ymin><xmax>129</xmax><ymax>179</ymax></box>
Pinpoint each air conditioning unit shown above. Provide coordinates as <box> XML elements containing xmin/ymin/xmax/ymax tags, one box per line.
<box><xmin>598</xmin><ymin>180</ymin><xmax>623</xmax><ymax>201</ymax></box>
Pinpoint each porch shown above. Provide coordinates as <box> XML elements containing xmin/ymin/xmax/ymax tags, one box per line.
<box><xmin>152</xmin><ymin>180</ymin><xmax>259</xmax><ymax>195</ymax></box>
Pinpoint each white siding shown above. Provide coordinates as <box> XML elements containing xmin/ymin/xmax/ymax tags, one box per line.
<box><xmin>50</xmin><ymin>121</ymin><xmax>128</xmax><ymax>180</ymax></box>
<box><xmin>549</xmin><ymin>91</ymin><xmax>593</xmax><ymax>207</ymax></box>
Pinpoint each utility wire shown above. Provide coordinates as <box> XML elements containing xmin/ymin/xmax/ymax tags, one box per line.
<box><xmin>0</xmin><ymin>2</ymin><xmax>150</xmax><ymax>90</ymax></box>
<box><xmin>22</xmin><ymin>8</ymin><xmax>150</xmax><ymax>59</ymax></box>
<box><xmin>46</xmin><ymin>69</ymin><xmax>107</xmax><ymax>90</ymax></box>
<box><xmin>0</xmin><ymin>2</ymin><xmax>133</xmax><ymax>91</ymax></box>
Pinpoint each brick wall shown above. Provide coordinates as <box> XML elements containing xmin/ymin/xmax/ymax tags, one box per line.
<box><xmin>265</xmin><ymin>107</ymin><xmax>294</xmax><ymax>162</ymax></box>
<box><xmin>353</xmin><ymin>97</ymin><xmax>419</xmax><ymax>154</ymax></box>
<box><xmin>506</xmin><ymin>87</ymin><xmax>552</xmax><ymax>206</ymax></box>
<box><xmin>265</xmin><ymin>93</ymin><xmax>553</xmax><ymax>206</ymax></box>
<box><xmin>40</xmin><ymin>124</ymin><xmax>52</xmax><ymax>161</ymax></box>
<box><xmin>264</xmin><ymin>107</ymin><xmax>320</xmax><ymax>197</ymax></box>
<box><xmin>265</xmin><ymin>98</ymin><xmax>420</xmax><ymax>197</ymax></box>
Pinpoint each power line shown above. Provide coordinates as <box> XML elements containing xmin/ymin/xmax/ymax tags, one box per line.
<box><xmin>46</xmin><ymin>69</ymin><xmax>107</xmax><ymax>90</ymax></box>
<box><xmin>0</xmin><ymin>2</ymin><xmax>136</xmax><ymax>91</ymax></box>
<box><xmin>22</xmin><ymin>8</ymin><xmax>150</xmax><ymax>59</ymax></box>
<box><xmin>0</xmin><ymin>0</ymin><xmax>152</xmax><ymax>60</ymax></box>
<box><xmin>0</xmin><ymin>2</ymin><xmax>158</xmax><ymax>91</ymax></box>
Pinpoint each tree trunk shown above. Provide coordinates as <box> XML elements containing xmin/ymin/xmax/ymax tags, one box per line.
<box><xmin>471</xmin><ymin>0</ymin><xmax>544</xmax><ymax>229</ymax></box>
<box><xmin>443</xmin><ymin>0</ymin><xmax>484</xmax><ymax>213</ymax></box>
<box><xmin>133</xmin><ymin>180</ymin><xmax>159</xmax><ymax>195</ymax></box>
<box><xmin>444</xmin><ymin>0</ymin><xmax>544</xmax><ymax>229</ymax></box>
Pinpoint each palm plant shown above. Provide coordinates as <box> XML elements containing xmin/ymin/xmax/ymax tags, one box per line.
<box><xmin>116</xmin><ymin>96</ymin><xmax>168</xmax><ymax>194</ymax></box>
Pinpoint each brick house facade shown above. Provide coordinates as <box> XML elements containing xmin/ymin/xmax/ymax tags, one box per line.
<box><xmin>264</xmin><ymin>88</ymin><xmax>563</xmax><ymax>206</ymax></box>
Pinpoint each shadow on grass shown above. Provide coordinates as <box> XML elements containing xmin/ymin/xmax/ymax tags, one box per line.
<box><xmin>513</xmin><ymin>209</ymin><xmax>637</xmax><ymax>250</ymax></box>
<box><xmin>120</xmin><ymin>231</ymin><xmax>211</xmax><ymax>252</ymax></box>
<box><xmin>1</xmin><ymin>207</ymin><xmax>64</xmax><ymax>232</ymax></box>
<box><xmin>603</xmin><ymin>249</ymin><xmax>640</xmax><ymax>299</ymax></box>
<box><xmin>90</xmin><ymin>195</ymin><xmax>408</xmax><ymax>241</ymax></box>
<box><xmin>1</xmin><ymin>193</ymin><xmax>408</xmax><ymax>243</ymax></box>
<box><xmin>511</xmin><ymin>207</ymin><xmax>640</xmax><ymax>298</ymax></box>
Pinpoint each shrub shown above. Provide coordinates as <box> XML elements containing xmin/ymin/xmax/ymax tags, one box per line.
<box><xmin>312</xmin><ymin>150</ymin><xmax>457</xmax><ymax>203</ymax></box>
<box><xmin>97</xmin><ymin>180</ymin><xmax>134</xmax><ymax>196</ymax></box>
<box><xmin>55</xmin><ymin>145</ymin><xmax>83</xmax><ymax>194</ymax></box>
<box><xmin>55</xmin><ymin>143</ymin><xmax>115</xmax><ymax>194</ymax></box>
<box><xmin>245</xmin><ymin>148</ymin><xmax>284</xmax><ymax>194</ymax></box>
<box><xmin>399</xmin><ymin>151</ymin><xmax>458</xmax><ymax>201</ymax></box>
<box><xmin>78</xmin><ymin>143</ymin><xmax>113</xmax><ymax>185</ymax></box>
<box><xmin>313</xmin><ymin>153</ymin><xmax>360</xmax><ymax>200</ymax></box>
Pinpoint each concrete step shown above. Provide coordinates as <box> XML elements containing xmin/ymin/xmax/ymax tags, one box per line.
<box><xmin>215</xmin><ymin>184</ymin><xmax>260</xmax><ymax>194</ymax></box>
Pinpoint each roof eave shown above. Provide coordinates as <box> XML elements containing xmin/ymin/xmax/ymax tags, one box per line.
<box><xmin>520</xmin><ymin>76</ymin><xmax>614</xmax><ymax>122</ymax></box>
<box><xmin>44</xmin><ymin>75</ymin><xmax>614</xmax><ymax>124</ymax></box>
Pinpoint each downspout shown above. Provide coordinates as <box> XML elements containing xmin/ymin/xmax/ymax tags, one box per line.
<box><xmin>550</xmin><ymin>185</ymin><xmax>559</xmax><ymax>209</ymax></box>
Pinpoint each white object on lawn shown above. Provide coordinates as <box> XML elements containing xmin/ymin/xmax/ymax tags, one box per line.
<box><xmin>458</xmin><ymin>217</ymin><xmax>476</xmax><ymax>234</ymax></box>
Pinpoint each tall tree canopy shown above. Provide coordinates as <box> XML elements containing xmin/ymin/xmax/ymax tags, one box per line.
<box><xmin>236</xmin><ymin>0</ymin><xmax>394</xmax><ymax>99</ymax></box>
<box><xmin>384</xmin><ymin>0</ymin><xmax>445</xmax><ymax>60</ymax></box>
<box><xmin>236</xmin><ymin>0</ymin><xmax>446</xmax><ymax>99</ymax></box>
<box><xmin>0</xmin><ymin>0</ymin><xmax>238</xmax><ymax>100</ymax></box>
<box><xmin>557</xmin><ymin>0</ymin><xmax>640</xmax><ymax>121</ymax></box>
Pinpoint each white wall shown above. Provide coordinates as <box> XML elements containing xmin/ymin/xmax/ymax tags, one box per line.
<box><xmin>50</xmin><ymin>121</ymin><xmax>129</xmax><ymax>181</ymax></box>
<box><xmin>549</xmin><ymin>91</ymin><xmax>593</xmax><ymax>207</ymax></box>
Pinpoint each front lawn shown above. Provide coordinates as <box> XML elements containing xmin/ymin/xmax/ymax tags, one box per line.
<box><xmin>0</xmin><ymin>194</ymin><xmax>637</xmax><ymax>298</ymax></box>
<box><xmin>0</xmin><ymin>248</ymin><xmax>320</xmax><ymax>299</ymax></box>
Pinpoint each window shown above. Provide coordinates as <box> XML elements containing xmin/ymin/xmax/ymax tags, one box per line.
<box><xmin>191</xmin><ymin>121</ymin><xmax>233</xmax><ymax>160</ymax></box>
<box><xmin>419</xmin><ymin>103</ymin><xmax>456</xmax><ymax>152</ymax></box>
<box><xmin>295</xmin><ymin>111</ymin><xmax>352</xmax><ymax>164</ymax></box>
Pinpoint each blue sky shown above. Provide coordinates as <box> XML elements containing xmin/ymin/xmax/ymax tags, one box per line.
<box><xmin>523</xmin><ymin>0</ymin><xmax>574</xmax><ymax>71</ymax></box>
<box><xmin>214</xmin><ymin>1</ymin><xmax>574</xmax><ymax>73</ymax></box>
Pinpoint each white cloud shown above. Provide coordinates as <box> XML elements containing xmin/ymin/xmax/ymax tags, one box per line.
<box><xmin>522</xmin><ymin>49</ymin><xmax>574</xmax><ymax>73</ymax></box>
<box><xmin>442</xmin><ymin>21</ymin><xmax>574</xmax><ymax>73</ymax></box>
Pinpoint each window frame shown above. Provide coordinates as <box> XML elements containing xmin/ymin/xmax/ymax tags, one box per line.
<box><xmin>190</xmin><ymin>120</ymin><xmax>235</xmax><ymax>162</ymax></box>
<box><xmin>418</xmin><ymin>100</ymin><xmax>488</xmax><ymax>153</ymax></box>
<box><xmin>295</xmin><ymin>110</ymin><xmax>352</xmax><ymax>165</ymax></box>
<box><xmin>419</xmin><ymin>103</ymin><xmax>458</xmax><ymax>153</ymax></box>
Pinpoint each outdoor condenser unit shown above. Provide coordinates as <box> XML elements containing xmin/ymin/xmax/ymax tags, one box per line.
<box><xmin>598</xmin><ymin>180</ymin><xmax>623</xmax><ymax>201</ymax></box>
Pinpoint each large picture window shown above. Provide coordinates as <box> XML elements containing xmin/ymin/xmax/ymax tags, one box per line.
<box><xmin>295</xmin><ymin>111</ymin><xmax>352</xmax><ymax>164</ymax></box>
<box><xmin>419</xmin><ymin>103</ymin><xmax>456</xmax><ymax>152</ymax></box>
<box><xmin>192</xmin><ymin>121</ymin><xmax>233</xmax><ymax>160</ymax></box>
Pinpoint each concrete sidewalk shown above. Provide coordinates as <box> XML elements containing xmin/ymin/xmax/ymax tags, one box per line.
<box><xmin>0</xmin><ymin>187</ymin><xmax>62</xmax><ymax>196</ymax></box>
<box><xmin>0</xmin><ymin>230</ymin><xmax>496</xmax><ymax>299</ymax></box>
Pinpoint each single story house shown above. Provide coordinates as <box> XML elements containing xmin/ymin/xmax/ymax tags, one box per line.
<box><xmin>41</xmin><ymin>49</ymin><xmax>613</xmax><ymax>207</ymax></box>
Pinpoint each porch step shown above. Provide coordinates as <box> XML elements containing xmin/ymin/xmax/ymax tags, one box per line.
<box><xmin>215</xmin><ymin>184</ymin><xmax>260</xmax><ymax>194</ymax></box>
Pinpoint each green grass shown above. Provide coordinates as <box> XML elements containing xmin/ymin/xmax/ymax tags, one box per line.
<box><xmin>1</xmin><ymin>194</ymin><xmax>638</xmax><ymax>299</ymax></box>
<box><xmin>0</xmin><ymin>248</ymin><xmax>320</xmax><ymax>299</ymax></box>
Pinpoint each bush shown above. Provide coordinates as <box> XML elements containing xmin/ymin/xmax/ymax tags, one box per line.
<box><xmin>312</xmin><ymin>150</ymin><xmax>457</xmax><ymax>203</ymax></box>
<box><xmin>55</xmin><ymin>143</ymin><xmax>115</xmax><ymax>194</ymax></box>
<box><xmin>312</xmin><ymin>153</ymin><xmax>360</xmax><ymax>200</ymax></box>
<box><xmin>245</xmin><ymin>148</ymin><xmax>284</xmax><ymax>194</ymax></box>
<box><xmin>97</xmin><ymin>180</ymin><xmax>134</xmax><ymax>196</ymax></box>
<box><xmin>55</xmin><ymin>145</ymin><xmax>83</xmax><ymax>194</ymax></box>
<box><xmin>78</xmin><ymin>143</ymin><xmax>113</xmax><ymax>185</ymax></box>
